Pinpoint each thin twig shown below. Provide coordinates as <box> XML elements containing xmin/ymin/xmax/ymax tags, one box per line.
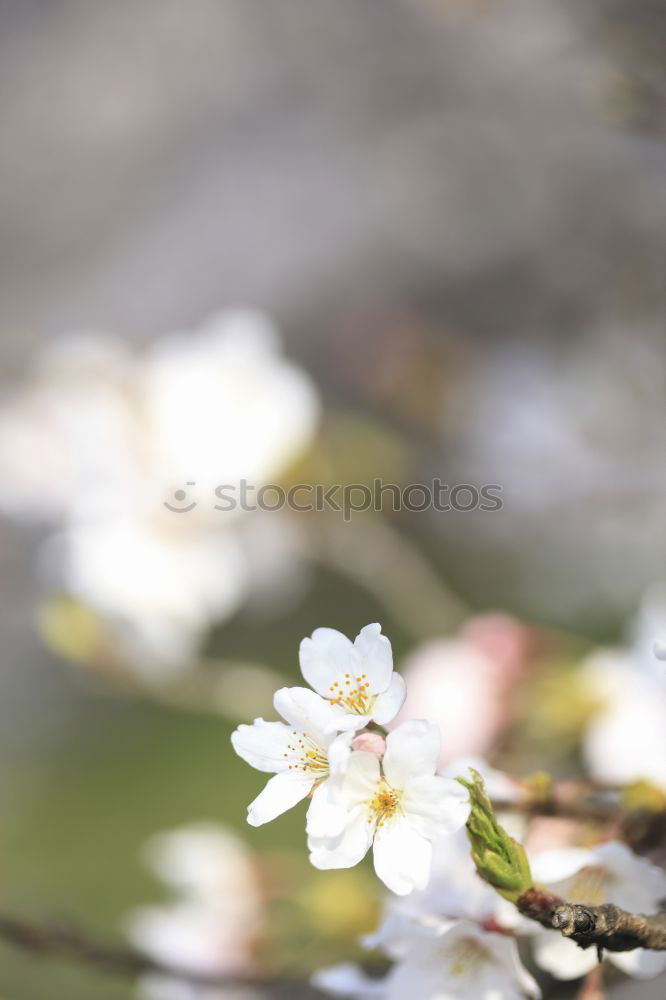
<box><xmin>309</xmin><ymin>512</ymin><xmax>469</xmax><ymax>639</ymax></box>
<box><xmin>576</xmin><ymin>964</ymin><xmax>604</xmax><ymax>1000</ymax></box>
<box><xmin>517</xmin><ymin>887</ymin><xmax>666</xmax><ymax>953</ymax></box>
<box><xmin>0</xmin><ymin>912</ymin><xmax>270</xmax><ymax>989</ymax></box>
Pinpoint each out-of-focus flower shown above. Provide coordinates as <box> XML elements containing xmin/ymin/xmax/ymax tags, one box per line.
<box><xmin>0</xmin><ymin>310</ymin><xmax>319</xmax><ymax>674</ymax></box>
<box><xmin>629</xmin><ymin>584</ymin><xmax>666</xmax><ymax>680</ymax></box>
<box><xmin>440</xmin><ymin>757</ymin><xmax>525</xmax><ymax>806</ymax></box>
<box><xmin>392</xmin><ymin>615</ymin><xmax>531</xmax><ymax>764</ymax></box>
<box><xmin>231</xmin><ymin>686</ymin><xmax>352</xmax><ymax>827</ymax></box>
<box><xmin>581</xmin><ymin>648</ymin><xmax>666</xmax><ymax>791</ymax></box>
<box><xmin>308</xmin><ymin>721</ymin><xmax>469</xmax><ymax>895</ymax></box>
<box><xmin>363</xmin><ymin>828</ymin><xmax>531</xmax><ymax>965</ymax></box>
<box><xmin>299</xmin><ymin>624</ymin><xmax>406</xmax><ymax>733</ymax></box>
<box><xmin>0</xmin><ymin>335</ymin><xmax>138</xmax><ymax>522</ymax></box>
<box><xmin>314</xmin><ymin>918</ymin><xmax>540</xmax><ymax>999</ymax></box>
<box><xmin>530</xmin><ymin>841</ymin><xmax>666</xmax><ymax>980</ymax></box>
<box><xmin>127</xmin><ymin>823</ymin><xmax>264</xmax><ymax>988</ymax></box>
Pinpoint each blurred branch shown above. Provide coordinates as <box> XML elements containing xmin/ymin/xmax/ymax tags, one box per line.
<box><xmin>576</xmin><ymin>965</ymin><xmax>604</xmax><ymax>1000</ymax></box>
<box><xmin>517</xmin><ymin>888</ymin><xmax>666</xmax><ymax>953</ymax></box>
<box><xmin>310</xmin><ymin>512</ymin><xmax>469</xmax><ymax>639</ymax></box>
<box><xmin>491</xmin><ymin>783</ymin><xmax>621</xmax><ymax>824</ymax></box>
<box><xmin>0</xmin><ymin>912</ymin><xmax>274</xmax><ymax>989</ymax></box>
<box><xmin>492</xmin><ymin>778</ymin><xmax>666</xmax><ymax>854</ymax></box>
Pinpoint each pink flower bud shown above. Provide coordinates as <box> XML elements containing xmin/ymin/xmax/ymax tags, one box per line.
<box><xmin>351</xmin><ymin>732</ymin><xmax>387</xmax><ymax>757</ymax></box>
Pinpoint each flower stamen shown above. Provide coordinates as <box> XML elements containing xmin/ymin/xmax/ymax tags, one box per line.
<box><xmin>287</xmin><ymin>731</ymin><xmax>329</xmax><ymax>774</ymax></box>
<box><xmin>329</xmin><ymin>673</ymin><xmax>375</xmax><ymax>715</ymax></box>
<box><xmin>368</xmin><ymin>780</ymin><xmax>402</xmax><ymax>827</ymax></box>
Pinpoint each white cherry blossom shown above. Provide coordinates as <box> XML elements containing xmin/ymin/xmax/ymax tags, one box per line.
<box><xmin>231</xmin><ymin>686</ymin><xmax>352</xmax><ymax>827</ymax></box>
<box><xmin>530</xmin><ymin>841</ymin><xmax>666</xmax><ymax>980</ymax></box>
<box><xmin>307</xmin><ymin>720</ymin><xmax>469</xmax><ymax>895</ymax></box>
<box><xmin>299</xmin><ymin>624</ymin><xmax>406</xmax><ymax>732</ymax></box>
<box><xmin>314</xmin><ymin>918</ymin><xmax>540</xmax><ymax>999</ymax></box>
<box><xmin>581</xmin><ymin>649</ymin><xmax>666</xmax><ymax>791</ymax></box>
<box><xmin>364</xmin><ymin>827</ymin><xmax>533</xmax><ymax>963</ymax></box>
<box><xmin>126</xmin><ymin>823</ymin><xmax>264</xmax><ymax>988</ymax></box>
<box><xmin>0</xmin><ymin>311</ymin><xmax>319</xmax><ymax>673</ymax></box>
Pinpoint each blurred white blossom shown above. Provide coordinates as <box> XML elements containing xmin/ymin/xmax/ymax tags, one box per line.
<box><xmin>0</xmin><ymin>310</ymin><xmax>319</xmax><ymax>674</ymax></box>
<box><xmin>314</xmin><ymin>918</ymin><xmax>540</xmax><ymax>999</ymax></box>
<box><xmin>127</xmin><ymin>822</ymin><xmax>265</xmax><ymax>990</ymax></box>
<box><xmin>581</xmin><ymin>648</ymin><xmax>666</xmax><ymax>791</ymax></box>
<box><xmin>530</xmin><ymin>841</ymin><xmax>666</xmax><ymax>980</ymax></box>
<box><xmin>392</xmin><ymin>615</ymin><xmax>530</xmax><ymax>764</ymax></box>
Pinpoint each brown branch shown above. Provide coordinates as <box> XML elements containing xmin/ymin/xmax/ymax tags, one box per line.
<box><xmin>0</xmin><ymin>911</ymin><xmax>271</xmax><ymax>989</ymax></box>
<box><xmin>517</xmin><ymin>887</ymin><xmax>666</xmax><ymax>954</ymax></box>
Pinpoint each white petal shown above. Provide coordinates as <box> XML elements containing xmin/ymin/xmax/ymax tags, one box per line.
<box><xmin>382</xmin><ymin>720</ymin><xmax>441</xmax><ymax>787</ymax></box>
<box><xmin>373</xmin><ymin>816</ymin><xmax>433</xmax><ymax>895</ymax></box>
<box><xmin>309</xmin><ymin>804</ymin><xmax>374</xmax><ymax>870</ymax></box>
<box><xmin>341</xmin><ymin>751</ymin><xmax>381</xmax><ymax>804</ymax></box>
<box><xmin>328</xmin><ymin>731</ymin><xmax>354</xmax><ymax>773</ymax></box>
<box><xmin>231</xmin><ymin>719</ymin><xmax>293</xmax><ymax>773</ymax></box>
<box><xmin>402</xmin><ymin>775</ymin><xmax>470</xmax><ymax>838</ymax></box>
<box><xmin>484</xmin><ymin>932</ymin><xmax>541</xmax><ymax>998</ymax></box>
<box><xmin>325</xmin><ymin>711</ymin><xmax>373</xmax><ymax>735</ymax></box>
<box><xmin>593</xmin><ymin>841</ymin><xmax>666</xmax><ymax>912</ymax></box>
<box><xmin>384</xmin><ymin>921</ymin><xmax>526</xmax><ymax>1000</ymax></box>
<box><xmin>300</xmin><ymin>627</ymin><xmax>359</xmax><ymax>697</ymax></box>
<box><xmin>530</xmin><ymin>848</ymin><xmax>595</xmax><ymax>886</ymax></box>
<box><xmin>354</xmin><ymin>623</ymin><xmax>393</xmax><ymax>693</ymax></box>
<box><xmin>312</xmin><ymin>962</ymin><xmax>388</xmax><ymax>998</ymax></box>
<box><xmin>532</xmin><ymin>929</ymin><xmax>598</xmax><ymax>980</ymax></box>
<box><xmin>306</xmin><ymin>780</ymin><xmax>349</xmax><ymax>839</ymax></box>
<box><xmin>247</xmin><ymin>771</ymin><xmax>313</xmax><ymax>826</ymax></box>
<box><xmin>273</xmin><ymin>685</ymin><xmax>338</xmax><ymax>748</ymax></box>
<box><xmin>371</xmin><ymin>674</ymin><xmax>406</xmax><ymax>726</ymax></box>
<box><xmin>610</xmin><ymin>947</ymin><xmax>666</xmax><ymax>979</ymax></box>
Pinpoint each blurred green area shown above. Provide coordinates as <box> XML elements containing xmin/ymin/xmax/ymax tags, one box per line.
<box><xmin>0</xmin><ymin>570</ymin><xmax>398</xmax><ymax>997</ymax></box>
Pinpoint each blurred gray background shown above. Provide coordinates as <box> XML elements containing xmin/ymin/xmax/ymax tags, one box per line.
<box><xmin>0</xmin><ymin>1</ymin><xmax>665</xmax><ymax>997</ymax></box>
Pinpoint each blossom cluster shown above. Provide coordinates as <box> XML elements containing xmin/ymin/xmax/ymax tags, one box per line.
<box><xmin>232</xmin><ymin>623</ymin><xmax>470</xmax><ymax>896</ymax></box>
<box><xmin>232</xmin><ymin>621</ymin><xmax>666</xmax><ymax>1000</ymax></box>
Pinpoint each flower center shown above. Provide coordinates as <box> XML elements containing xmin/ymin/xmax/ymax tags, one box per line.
<box><xmin>285</xmin><ymin>732</ymin><xmax>329</xmax><ymax>774</ymax></box>
<box><xmin>566</xmin><ymin>865</ymin><xmax>609</xmax><ymax>906</ymax></box>
<box><xmin>368</xmin><ymin>780</ymin><xmax>402</xmax><ymax>827</ymax></box>
<box><xmin>328</xmin><ymin>672</ymin><xmax>375</xmax><ymax>715</ymax></box>
<box><xmin>445</xmin><ymin>937</ymin><xmax>492</xmax><ymax>977</ymax></box>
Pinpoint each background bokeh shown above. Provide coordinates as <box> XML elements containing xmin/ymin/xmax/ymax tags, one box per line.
<box><xmin>0</xmin><ymin>1</ymin><xmax>665</xmax><ymax>997</ymax></box>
